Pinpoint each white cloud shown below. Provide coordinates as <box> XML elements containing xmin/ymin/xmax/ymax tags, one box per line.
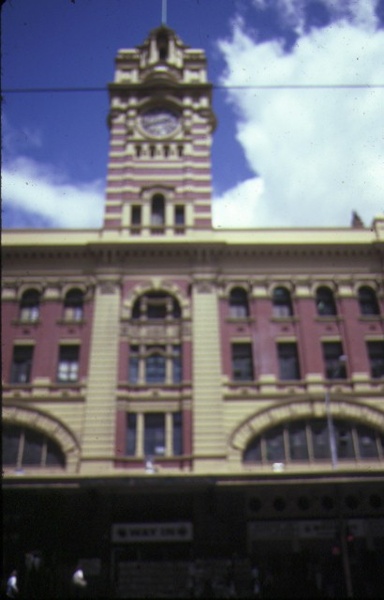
<box><xmin>2</xmin><ymin>156</ymin><xmax>104</xmax><ymax>228</ymax></box>
<box><xmin>215</xmin><ymin>19</ymin><xmax>384</xmax><ymax>227</ymax></box>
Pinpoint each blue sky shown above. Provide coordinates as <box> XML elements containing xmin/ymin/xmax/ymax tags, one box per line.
<box><xmin>2</xmin><ymin>0</ymin><xmax>384</xmax><ymax>229</ymax></box>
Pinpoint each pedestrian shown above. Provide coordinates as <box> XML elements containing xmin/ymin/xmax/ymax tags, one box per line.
<box><xmin>6</xmin><ymin>570</ymin><xmax>19</xmax><ymax>598</ymax></box>
<box><xmin>71</xmin><ymin>564</ymin><xmax>87</xmax><ymax>598</ymax></box>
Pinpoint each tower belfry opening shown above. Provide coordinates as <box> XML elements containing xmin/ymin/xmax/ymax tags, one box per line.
<box><xmin>157</xmin><ymin>31</ymin><xmax>169</xmax><ymax>60</ymax></box>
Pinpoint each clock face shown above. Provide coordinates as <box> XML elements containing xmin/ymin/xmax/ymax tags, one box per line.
<box><xmin>140</xmin><ymin>108</ymin><xmax>179</xmax><ymax>137</ymax></box>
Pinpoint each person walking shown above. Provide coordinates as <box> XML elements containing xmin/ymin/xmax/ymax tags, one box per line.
<box><xmin>6</xmin><ymin>570</ymin><xmax>19</xmax><ymax>598</ymax></box>
<box><xmin>71</xmin><ymin>564</ymin><xmax>88</xmax><ymax>598</ymax></box>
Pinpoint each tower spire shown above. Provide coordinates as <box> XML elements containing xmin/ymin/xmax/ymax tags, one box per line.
<box><xmin>161</xmin><ymin>0</ymin><xmax>167</xmax><ymax>25</ymax></box>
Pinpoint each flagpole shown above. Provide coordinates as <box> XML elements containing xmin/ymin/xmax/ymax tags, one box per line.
<box><xmin>162</xmin><ymin>0</ymin><xmax>167</xmax><ymax>25</ymax></box>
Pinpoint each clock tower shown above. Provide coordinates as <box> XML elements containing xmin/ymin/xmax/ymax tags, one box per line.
<box><xmin>103</xmin><ymin>26</ymin><xmax>216</xmax><ymax>234</ymax></box>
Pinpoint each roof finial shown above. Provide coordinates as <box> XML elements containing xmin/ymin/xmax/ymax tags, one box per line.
<box><xmin>161</xmin><ymin>0</ymin><xmax>167</xmax><ymax>25</ymax></box>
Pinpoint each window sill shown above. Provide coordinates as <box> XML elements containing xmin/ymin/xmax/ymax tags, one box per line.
<box><xmin>12</xmin><ymin>319</ymin><xmax>41</xmax><ymax>327</ymax></box>
<box><xmin>315</xmin><ymin>316</ymin><xmax>342</xmax><ymax>322</ymax></box>
<box><xmin>270</xmin><ymin>316</ymin><xmax>298</xmax><ymax>323</ymax></box>
<box><xmin>56</xmin><ymin>319</ymin><xmax>86</xmax><ymax>325</ymax></box>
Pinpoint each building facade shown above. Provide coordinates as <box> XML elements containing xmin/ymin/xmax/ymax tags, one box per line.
<box><xmin>2</xmin><ymin>26</ymin><xmax>384</xmax><ymax>598</ymax></box>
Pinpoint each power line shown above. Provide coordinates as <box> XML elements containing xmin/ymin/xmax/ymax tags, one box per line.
<box><xmin>2</xmin><ymin>83</ymin><xmax>384</xmax><ymax>94</ymax></box>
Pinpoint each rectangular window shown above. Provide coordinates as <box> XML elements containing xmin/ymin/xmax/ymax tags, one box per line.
<box><xmin>175</xmin><ymin>206</ymin><xmax>185</xmax><ymax>225</ymax></box>
<box><xmin>57</xmin><ymin>345</ymin><xmax>80</xmax><ymax>382</ymax></box>
<box><xmin>172</xmin><ymin>345</ymin><xmax>182</xmax><ymax>384</ymax></box>
<box><xmin>145</xmin><ymin>346</ymin><xmax>166</xmax><ymax>383</ymax></box>
<box><xmin>231</xmin><ymin>343</ymin><xmax>254</xmax><ymax>381</ymax></box>
<box><xmin>126</xmin><ymin>414</ymin><xmax>137</xmax><ymax>456</ymax></box>
<box><xmin>322</xmin><ymin>341</ymin><xmax>347</xmax><ymax>379</ymax></box>
<box><xmin>131</xmin><ymin>205</ymin><xmax>142</xmax><ymax>226</ymax></box>
<box><xmin>366</xmin><ymin>341</ymin><xmax>384</xmax><ymax>378</ymax></box>
<box><xmin>172</xmin><ymin>412</ymin><xmax>183</xmax><ymax>456</ymax></box>
<box><xmin>144</xmin><ymin>413</ymin><xmax>165</xmax><ymax>457</ymax></box>
<box><xmin>11</xmin><ymin>345</ymin><xmax>34</xmax><ymax>384</ymax></box>
<box><xmin>277</xmin><ymin>342</ymin><xmax>301</xmax><ymax>380</ymax></box>
<box><xmin>129</xmin><ymin>345</ymin><xmax>139</xmax><ymax>384</ymax></box>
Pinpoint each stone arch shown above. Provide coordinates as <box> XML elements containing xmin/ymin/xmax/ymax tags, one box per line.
<box><xmin>2</xmin><ymin>404</ymin><xmax>80</xmax><ymax>473</ymax></box>
<box><xmin>230</xmin><ymin>397</ymin><xmax>384</xmax><ymax>453</ymax></box>
<box><xmin>123</xmin><ymin>281</ymin><xmax>189</xmax><ymax>319</ymax></box>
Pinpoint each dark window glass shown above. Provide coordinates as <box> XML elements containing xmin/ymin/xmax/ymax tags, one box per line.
<box><xmin>272</xmin><ymin>287</ymin><xmax>293</xmax><ymax>317</ymax></box>
<box><xmin>57</xmin><ymin>346</ymin><xmax>80</xmax><ymax>382</ymax></box>
<box><xmin>322</xmin><ymin>342</ymin><xmax>347</xmax><ymax>379</ymax></box>
<box><xmin>11</xmin><ymin>346</ymin><xmax>34</xmax><ymax>384</ymax></box>
<box><xmin>172</xmin><ymin>412</ymin><xmax>183</xmax><ymax>455</ymax></box>
<box><xmin>129</xmin><ymin>346</ymin><xmax>139</xmax><ymax>384</ymax></box>
<box><xmin>277</xmin><ymin>343</ymin><xmax>301</xmax><ymax>380</ymax></box>
<box><xmin>2</xmin><ymin>425</ymin><xmax>65</xmax><ymax>469</ymax></box>
<box><xmin>131</xmin><ymin>205</ymin><xmax>142</xmax><ymax>226</ymax></box>
<box><xmin>144</xmin><ymin>413</ymin><xmax>165</xmax><ymax>456</ymax></box>
<box><xmin>172</xmin><ymin>345</ymin><xmax>182</xmax><ymax>383</ymax></box>
<box><xmin>243</xmin><ymin>438</ymin><xmax>262</xmax><ymax>462</ymax></box>
<box><xmin>358</xmin><ymin>286</ymin><xmax>380</xmax><ymax>316</ymax></box>
<box><xmin>22</xmin><ymin>429</ymin><xmax>44</xmax><ymax>465</ymax></box>
<box><xmin>20</xmin><ymin>289</ymin><xmax>40</xmax><ymax>322</ymax></box>
<box><xmin>366</xmin><ymin>341</ymin><xmax>384</xmax><ymax>378</ymax></box>
<box><xmin>232</xmin><ymin>343</ymin><xmax>254</xmax><ymax>381</ymax></box>
<box><xmin>316</xmin><ymin>286</ymin><xmax>337</xmax><ymax>316</ymax></box>
<box><xmin>288</xmin><ymin>422</ymin><xmax>309</xmax><ymax>460</ymax></box>
<box><xmin>2</xmin><ymin>425</ymin><xmax>20</xmax><ymax>465</ymax></box>
<box><xmin>132</xmin><ymin>292</ymin><xmax>181</xmax><ymax>320</ymax></box>
<box><xmin>46</xmin><ymin>438</ymin><xmax>65</xmax><ymax>467</ymax></box>
<box><xmin>265</xmin><ymin>428</ymin><xmax>285</xmax><ymax>462</ymax></box>
<box><xmin>64</xmin><ymin>288</ymin><xmax>84</xmax><ymax>321</ymax></box>
<box><xmin>356</xmin><ymin>424</ymin><xmax>379</xmax><ymax>459</ymax></box>
<box><xmin>145</xmin><ymin>350</ymin><xmax>166</xmax><ymax>383</ymax></box>
<box><xmin>229</xmin><ymin>288</ymin><xmax>249</xmax><ymax>318</ymax></box>
<box><xmin>311</xmin><ymin>420</ymin><xmax>331</xmax><ymax>459</ymax></box>
<box><xmin>126</xmin><ymin>414</ymin><xmax>137</xmax><ymax>456</ymax></box>
<box><xmin>175</xmin><ymin>206</ymin><xmax>185</xmax><ymax>225</ymax></box>
<box><xmin>151</xmin><ymin>194</ymin><xmax>165</xmax><ymax>225</ymax></box>
<box><xmin>336</xmin><ymin>421</ymin><xmax>355</xmax><ymax>459</ymax></box>
<box><xmin>157</xmin><ymin>32</ymin><xmax>169</xmax><ymax>60</ymax></box>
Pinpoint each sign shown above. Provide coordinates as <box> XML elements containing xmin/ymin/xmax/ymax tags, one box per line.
<box><xmin>111</xmin><ymin>522</ymin><xmax>193</xmax><ymax>543</ymax></box>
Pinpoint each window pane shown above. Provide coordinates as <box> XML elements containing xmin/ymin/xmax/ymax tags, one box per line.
<box><xmin>229</xmin><ymin>288</ymin><xmax>249</xmax><ymax>318</ymax></box>
<box><xmin>2</xmin><ymin>426</ymin><xmax>21</xmax><ymax>465</ymax></box>
<box><xmin>232</xmin><ymin>343</ymin><xmax>254</xmax><ymax>381</ymax></box>
<box><xmin>358</xmin><ymin>287</ymin><xmax>380</xmax><ymax>315</ymax></box>
<box><xmin>126</xmin><ymin>414</ymin><xmax>137</xmax><ymax>456</ymax></box>
<box><xmin>278</xmin><ymin>343</ymin><xmax>300</xmax><ymax>380</ymax></box>
<box><xmin>172</xmin><ymin>412</ymin><xmax>183</xmax><ymax>455</ymax></box>
<box><xmin>11</xmin><ymin>346</ymin><xmax>33</xmax><ymax>383</ymax></box>
<box><xmin>22</xmin><ymin>429</ymin><xmax>43</xmax><ymax>465</ymax></box>
<box><xmin>316</xmin><ymin>287</ymin><xmax>337</xmax><ymax>316</ymax></box>
<box><xmin>311</xmin><ymin>420</ymin><xmax>331</xmax><ymax>460</ymax></box>
<box><xmin>288</xmin><ymin>422</ymin><xmax>309</xmax><ymax>460</ymax></box>
<box><xmin>243</xmin><ymin>438</ymin><xmax>262</xmax><ymax>462</ymax></box>
<box><xmin>356</xmin><ymin>424</ymin><xmax>379</xmax><ymax>459</ymax></box>
<box><xmin>322</xmin><ymin>342</ymin><xmax>346</xmax><ymax>379</ymax></box>
<box><xmin>265</xmin><ymin>428</ymin><xmax>285</xmax><ymax>462</ymax></box>
<box><xmin>144</xmin><ymin>413</ymin><xmax>165</xmax><ymax>456</ymax></box>
<box><xmin>146</xmin><ymin>353</ymin><xmax>166</xmax><ymax>383</ymax></box>
<box><xmin>367</xmin><ymin>341</ymin><xmax>384</xmax><ymax>378</ymax></box>
<box><xmin>46</xmin><ymin>438</ymin><xmax>65</xmax><ymax>467</ymax></box>
<box><xmin>335</xmin><ymin>421</ymin><xmax>355</xmax><ymax>460</ymax></box>
<box><xmin>273</xmin><ymin>287</ymin><xmax>293</xmax><ymax>317</ymax></box>
<box><xmin>172</xmin><ymin>345</ymin><xmax>182</xmax><ymax>383</ymax></box>
<box><xmin>129</xmin><ymin>356</ymin><xmax>139</xmax><ymax>384</ymax></box>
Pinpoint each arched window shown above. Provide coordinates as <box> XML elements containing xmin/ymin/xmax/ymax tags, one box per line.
<box><xmin>272</xmin><ymin>287</ymin><xmax>293</xmax><ymax>317</ymax></box>
<box><xmin>358</xmin><ymin>286</ymin><xmax>380</xmax><ymax>316</ymax></box>
<box><xmin>151</xmin><ymin>194</ymin><xmax>165</xmax><ymax>227</ymax></box>
<box><xmin>243</xmin><ymin>418</ymin><xmax>384</xmax><ymax>465</ymax></box>
<box><xmin>229</xmin><ymin>287</ymin><xmax>249</xmax><ymax>318</ymax></box>
<box><xmin>132</xmin><ymin>291</ymin><xmax>181</xmax><ymax>320</ymax></box>
<box><xmin>157</xmin><ymin>31</ymin><xmax>169</xmax><ymax>61</ymax></box>
<box><xmin>64</xmin><ymin>288</ymin><xmax>84</xmax><ymax>321</ymax></box>
<box><xmin>316</xmin><ymin>286</ymin><xmax>337</xmax><ymax>316</ymax></box>
<box><xmin>2</xmin><ymin>424</ymin><xmax>65</xmax><ymax>469</ymax></box>
<box><xmin>20</xmin><ymin>289</ymin><xmax>40</xmax><ymax>322</ymax></box>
